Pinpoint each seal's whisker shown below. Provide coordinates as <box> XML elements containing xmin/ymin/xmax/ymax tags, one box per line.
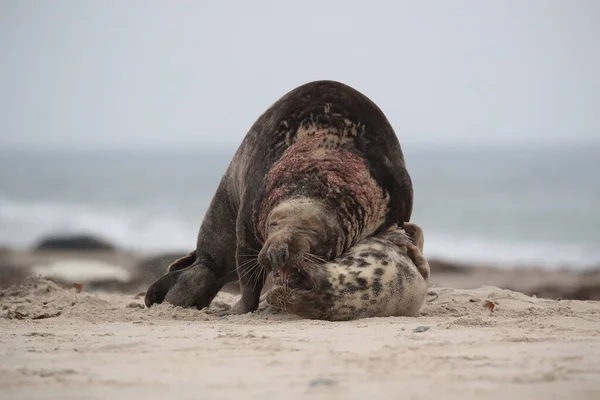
<box><xmin>237</xmin><ymin>263</ymin><xmax>257</xmax><ymax>277</ymax></box>
<box><xmin>237</xmin><ymin>261</ymin><xmax>260</xmax><ymax>282</ymax></box>
<box><xmin>250</xmin><ymin>264</ymin><xmax>266</xmax><ymax>294</ymax></box>
<box><xmin>247</xmin><ymin>265</ymin><xmax>263</xmax><ymax>287</ymax></box>
<box><xmin>299</xmin><ymin>255</ymin><xmax>323</xmax><ymax>274</ymax></box>
<box><xmin>302</xmin><ymin>252</ymin><xmax>327</xmax><ymax>265</ymax></box>
<box><xmin>238</xmin><ymin>257</ymin><xmax>258</xmax><ymax>267</ymax></box>
<box><xmin>282</xmin><ymin>292</ymin><xmax>290</xmax><ymax>314</ymax></box>
<box><xmin>310</xmin><ymin>253</ymin><xmax>328</xmax><ymax>264</ymax></box>
<box><xmin>240</xmin><ymin>257</ymin><xmax>258</xmax><ymax>265</ymax></box>
<box><xmin>238</xmin><ymin>262</ymin><xmax>256</xmax><ymax>282</ymax></box>
<box><xmin>239</xmin><ymin>261</ymin><xmax>260</xmax><ymax>274</ymax></box>
<box><xmin>236</xmin><ymin>254</ymin><xmax>264</xmax><ymax>286</ymax></box>
<box><xmin>236</xmin><ymin>265</ymin><xmax>260</xmax><ymax>283</ymax></box>
<box><xmin>299</xmin><ymin>254</ymin><xmax>314</xmax><ymax>267</ymax></box>
<box><xmin>277</xmin><ymin>294</ymin><xmax>285</xmax><ymax>314</ymax></box>
<box><xmin>283</xmin><ymin>271</ymin><xmax>292</xmax><ymax>303</ymax></box>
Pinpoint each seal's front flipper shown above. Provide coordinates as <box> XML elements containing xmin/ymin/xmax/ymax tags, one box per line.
<box><xmin>144</xmin><ymin>264</ymin><xmax>222</xmax><ymax>310</ymax></box>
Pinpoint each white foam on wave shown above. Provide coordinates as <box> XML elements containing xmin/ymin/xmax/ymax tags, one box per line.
<box><xmin>32</xmin><ymin>260</ymin><xmax>132</xmax><ymax>283</ymax></box>
<box><xmin>424</xmin><ymin>231</ymin><xmax>600</xmax><ymax>270</ymax></box>
<box><xmin>0</xmin><ymin>197</ymin><xmax>198</xmax><ymax>253</ymax></box>
<box><xmin>1</xmin><ymin>197</ymin><xmax>598</xmax><ymax>270</ymax></box>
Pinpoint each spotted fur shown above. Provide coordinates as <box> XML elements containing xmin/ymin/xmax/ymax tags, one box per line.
<box><xmin>265</xmin><ymin>222</ymin><xmax>430</xmax><ymax>321</ymax></box>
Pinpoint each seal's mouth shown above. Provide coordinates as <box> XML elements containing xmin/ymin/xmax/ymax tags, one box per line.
<box><xmin>272</xmin><ymin>265</ymin><xmax>313</xmax><ymax>291</ymax></box>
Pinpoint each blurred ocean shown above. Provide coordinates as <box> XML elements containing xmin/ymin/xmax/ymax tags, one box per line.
<box><xmin>1</xmin><ymin>144</ymin><xmax>598</xmax><ymax>270</ymax></box>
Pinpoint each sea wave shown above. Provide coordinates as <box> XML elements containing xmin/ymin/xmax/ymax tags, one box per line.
<box><xmin>0</xmin><ymin>197</ymin><xmax>198</xmax><ymax>253</ymax></box>
<box><xmin>1</xmin><ymin>197</ymin><xmax>598</xmax><ymax>269</ymax></box>
<box><xmin>423</xmin><ymin>232</ymin><xmax>600</xmax><ymax>270</ymax></box>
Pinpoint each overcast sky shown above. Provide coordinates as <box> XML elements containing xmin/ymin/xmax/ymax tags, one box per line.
<box><xmin>1</xmin><ymin>0</ymin><xmax>599</xmax><ymax>150</ymax></box>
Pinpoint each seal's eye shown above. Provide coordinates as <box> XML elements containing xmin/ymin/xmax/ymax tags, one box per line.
<box><xmin>301</xmin><ymin>227</ymin><xmax>319</xmax><ymax>235</ymax></box>
<box><xmin>288</xmin><ymin>269</ymin><xmax>312</xmax><ymax>291</ymax></box>
<box><xmin>274</xmin><ymin>266</ymin><xmax>312</xmax><ymax>291</ymax></box>
<box><xmin>288</xmin><ymin>269</ymin><xmax>303</xmax><ymax>286</ymax></box>
<box><xmin>268</xmin><ymin>221</ymin><xmax>279</xmax><ymax>231</ymax></box>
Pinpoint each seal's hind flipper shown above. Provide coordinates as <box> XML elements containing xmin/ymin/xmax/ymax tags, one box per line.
<box><xmin>403</xmin><ymin>222</ymin><xmax>429</xmax><ymax>281</ymax></box>
<box><xmin>406</xmin><ymin>244</ymin><xmax>430</xmax><ymax>281</ymax></box>
<box><xmin>166</xmin><ymin>251</ymin><xmax>197</xmax><ymax>273</ymax></box>
<box><xmin>144</xmin><ymin>264</ymin><xmax>222</xmax><ymax>310</ymax></box>
<box><xmin>403</xmin><ymin>222</ymin><xmax>424</xmax><ymax>253</ymax></box>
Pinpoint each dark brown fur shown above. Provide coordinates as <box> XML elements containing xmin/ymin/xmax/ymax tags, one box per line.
<box><xmin>144</xmin><ymin>80</ymin><xmax>413</xmax><ymax>315</ymax></box>
<box><xmin>255</xmin><ymin>136</ymin><xmax>389</xmax><ymax>257</ymax></box>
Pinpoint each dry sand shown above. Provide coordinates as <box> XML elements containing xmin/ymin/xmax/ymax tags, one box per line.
<box><xmin>1</xmin><ymin>276</ymin><xmax>599</xmax><ymax>400</ymax></box>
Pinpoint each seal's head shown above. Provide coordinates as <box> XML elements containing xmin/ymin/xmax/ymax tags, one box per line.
<box><xmin>265</xmin><ymin>222</ymin><xmax>430</xmax><ymax>321</ymax></box>
<box><xmin>257</xmin><ymin>197</ymin><xmax>342</xmax><ymax>286</ymax></box>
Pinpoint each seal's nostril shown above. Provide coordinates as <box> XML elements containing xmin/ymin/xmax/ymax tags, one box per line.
<box><xmin>268</xmin><ymin>244</ymin><xmax>289</xmax><ymax>269</ymax></box>
<box><xmin>268</xmin><ymin>248</ymin><xmax>277</xmax><ymax>267</ymax></box>
<box><xmin>280</xmin><ymin>245</ymin><xmax>289</xmax><ymax>263</ymax></box>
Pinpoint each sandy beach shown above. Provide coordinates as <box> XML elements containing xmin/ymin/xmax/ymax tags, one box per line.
<box><xmin>1</xmin><ymin>271</ymin><xmax>599</xmax><ymax>400</ymax></box>
<box><xmin>3</xmin><ymin>1</ymin><xmax>599</xmax><ymax>399</ymax></box>
<box><xmin>1</xmin><ymin>236</ymin><xmax>599</xmax><ymax>400</ymax></box>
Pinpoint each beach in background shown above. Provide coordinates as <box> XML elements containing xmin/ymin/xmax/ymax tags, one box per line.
<box><xmin>2</xmin><ymin>1</ymin><xmax>600</xmax><ymax>398</ymax></box>
<box><xmin>2</xmin><ymin>143</ymin><xmax>598</xmax><ymax>270</ymax></box>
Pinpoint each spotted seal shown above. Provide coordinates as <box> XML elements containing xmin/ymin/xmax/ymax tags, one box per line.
<box><xmin>264</xmin><ymin>222</ymin><xmax>429</xmax><ymax>321</ymax></box>
<box><xmin>144</xmin><ymin>80</ymin><xmax>414</xmax><ymax>315</ymax></box>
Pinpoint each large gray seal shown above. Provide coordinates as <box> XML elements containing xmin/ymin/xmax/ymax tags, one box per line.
<box><xmin>144</xmin><ymin>80</ymin><xmax>414</xmax><ymax>315</ymax></box>
<box><xmin>264</xmin><ymin>222</ymin><xmax>430</xmax><ymax>321</ymax></box>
